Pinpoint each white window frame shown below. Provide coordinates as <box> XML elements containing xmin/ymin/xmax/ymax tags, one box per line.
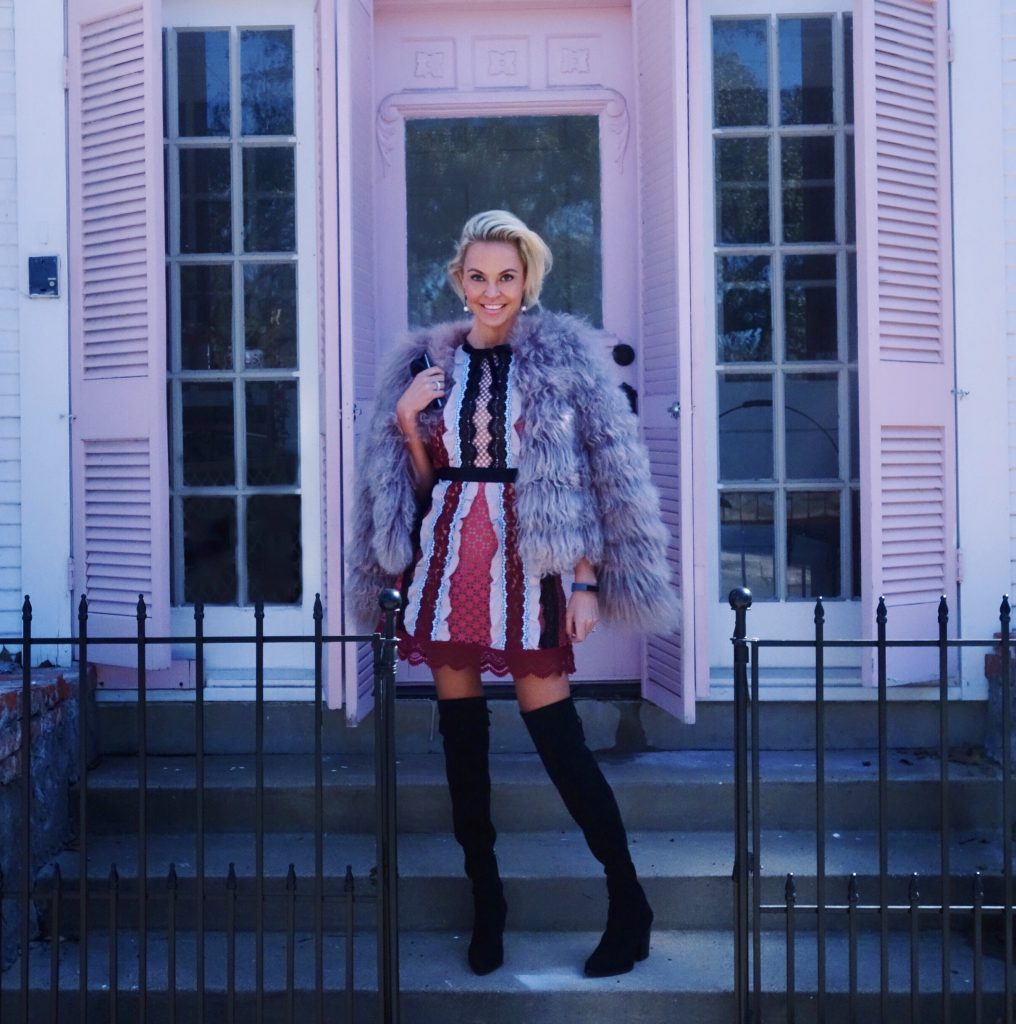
<box><xmin>163</xmin><ymin>0</ymin><xmax>320</xmax><ymax>681</ymax></box>
<box><xmin>697</xmin><ymin>0</ymin><xmax>862</xmax><ymax>685</ymax></box>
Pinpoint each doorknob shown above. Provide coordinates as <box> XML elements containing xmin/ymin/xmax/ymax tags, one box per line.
<box><xmin>668</xmin><ymin>401</ymin><xmax>680</xmax><ymax>419</ymax></box>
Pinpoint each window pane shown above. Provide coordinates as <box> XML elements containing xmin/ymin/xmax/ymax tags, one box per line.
<box><xmin>242</xmin><ymin>147</ymin><xmax>295</xmax><ymax>252</ymax></box>
<box><xmin>181</xmin><ymin>265</ymin><xmax>232</xmax><ymax>370</ymax></box>
<box><xmin>179</xmin><ymin>148</ymin><xmax>232</xmax><ymax>253</ymax></box>
<box><xmin>719</xmin><ymin>374</ymin><xmax>773</xmax><ymax>480</ymax></box>
<box><xmin>182</xmin><ymin>382</ymin><xmax>235</xmax><ymax>486</ymax></box>
<box><xmin>720</xmin><ymin>491</ymin><xmax>775</xmax><ymax>599</ymax></box>
<box><xmin>405</xmin><ymin>116</ymin><xmax>601</xmax><ymax>327</ymax></box>
<box><xmin>845</xmin><ymin>134</ymin><xmax>855</xmax><ymax>244</ymax></box>
<box><xmin>787</xmin><ymin>490</ymin><xmax>840</xmax><ymax>598</ymax></box>
<box><xmin>183</xmin><ymin>497</ymin><xmax>237</xmax><ymax>604</ymax></box>
<box><xmin>779</xmin><ymin>18</ymin><xmax>833</xmax><ymax>125</ymax></box>
<box><xmin>177</xmin><ymin>31</ymin><xmax>230</xmax><ymax>137</ymax></box>
<box><xmin>241</xmin><ymin>30</ymin><xmax>294</xmax><ymax>136</ymax></box>
<box><xmin>784</xmin><ymin>254</ymin><xmax>837</xmax><ymax>360</ymax></box>
<box><xmin>717</xmin><ymin>256</ymin><xmax>772</xmax><ymax>362</ymax></box>
<box><xmin>785</xmin><ymin>373</ymin><xmax>839</xmax><ymax>479</ymax></box>
<box><xmin>716</xmin><ymin>137</ymin><xmax>770</xmax><ymax>244</ymax></box>
<box><xmin>846</xmin><ymin>251</ymin><xmax>857</xmax><ymax>360</ymax></box>
<box><xmin>782</xmin><ymin>136</ymin><xmax>835</xmax><ymax>242</ymax></box>
<box><xmin>244</xmin><ymin>264</ymin><xmax>297</xmax><ymax>368</ymax></box>
<box><xmin>849</xmin><ymin>369</ymin><xmax>859</xmax><ymax>479</ymax></box>
<box><xmin>247</xmin><ymin>495</ymin><xmax>302</xmax><ymax>603</ymax></box>
<box><xmin>245</xmin><ymin>381</ymin><xmax>298</xmax><ymax>485</ymax></box>
<box><xmin>712</xmin><ymin>19</ymin><xmax>769</xmax><ymax>128</ymax></box>
<box><xmin>851</xmin><ymin>488</ymin><xmax>861</xmax><ymax>598</ymax></box>
<box><xmin>844</xmin><ymin>16</ymin><xmax>854</xmax><ymax>126</ymax></box>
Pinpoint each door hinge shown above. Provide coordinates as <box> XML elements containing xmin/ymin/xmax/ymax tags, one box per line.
<box><xmin>67</xmin><ymin>557</ymin><xmax>75</xmax><ymax>592</ymax></box>
<box><xmin>955</xmin><ymin>548</ymin><xmax>963</xmax><ymax>584</ymax></box>
<box><xmin>63</xmin><ymin>56</ymin><xmax>69</xmax><ymax>90</ymax></box>
<box><xmin>947</xmin><ymin>29</ymin><xmax>955</xmax><ymax>63</ymax></box>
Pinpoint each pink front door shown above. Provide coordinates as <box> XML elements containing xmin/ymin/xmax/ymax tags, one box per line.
<box><xmin>374</xmin><ymin>3</ymin><xmax>641</xmax><ymax>683</ymax></box>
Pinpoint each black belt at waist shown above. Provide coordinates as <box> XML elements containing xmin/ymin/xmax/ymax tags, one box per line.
<box><xmin>435</xmin><ymin>466</ymin><xmax>518</xmax><ymax>483</ymax></box>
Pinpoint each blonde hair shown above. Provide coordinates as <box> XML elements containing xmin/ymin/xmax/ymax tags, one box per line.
<box><xmin>447</xmin><ymin>210</ymin><xmax>553</xmax><ymax>309</ymax></box>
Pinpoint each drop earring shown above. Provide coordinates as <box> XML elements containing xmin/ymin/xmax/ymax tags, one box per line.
<box><xmin>463</xmin><ymin>304</ymin><xmax>470</xmax><ymax>313</ymax></box>
<box><xmin>521</xmin><ymin>305</ymin><xmax>528</xmax><ymax>313</ymax></box>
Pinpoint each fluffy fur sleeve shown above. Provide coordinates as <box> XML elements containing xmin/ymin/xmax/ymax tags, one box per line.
<box><xmin>561</xmin><ymin>316</ymin><xmax>682</xmax><ymax>634</ymax></box>
<box><xmin>345</xmin><ymin>334</ymin><xmax>430</xmax><ymax>632</ymax></box>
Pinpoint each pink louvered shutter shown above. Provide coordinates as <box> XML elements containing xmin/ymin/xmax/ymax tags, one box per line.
<box><xmin>855</xmin><ymin>0</ymin><xmax>957</xmax><ymax>682</ymax></box>
<box><xmin>68</xmin><ymin>0</ymin><xmax>170</xmax><ymax>668</ymax></box>
<box><xmin>333</xmin><ymin>0</ymin><xmax>377</xmax><ymax>721</ymax></box>
<box><xmin>634</xmin><ymin>0</ymin><xmax>697</xmax><ymax>721</ymax></box>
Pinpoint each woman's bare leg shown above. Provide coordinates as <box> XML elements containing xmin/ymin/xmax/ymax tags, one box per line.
<box><xmin>513</xmin><ymin>672</ymin><xmax>570</xmax><ymax>712</ymax></box>
<box><xmin>434</xmin><ymin>663</ymin><xmax>484</xmax><ymax>701</ymax></box>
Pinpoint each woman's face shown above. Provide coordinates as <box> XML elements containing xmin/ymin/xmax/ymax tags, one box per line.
<box><xmin>459</xmin><ymin>241</ymin><xmax>527</xmax><ymax>332</ymax></box>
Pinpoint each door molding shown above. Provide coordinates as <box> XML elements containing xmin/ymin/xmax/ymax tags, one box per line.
<box><xmin>376</xmin><ymin>88</ymin><xmax>631</xmax><ymax>175</ymax></box>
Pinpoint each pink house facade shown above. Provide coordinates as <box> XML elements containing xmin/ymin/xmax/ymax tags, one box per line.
<box><xmin>4</xmin><ymin>0</ymin><xmax>1012</xmax><ymax>723</ymax></box>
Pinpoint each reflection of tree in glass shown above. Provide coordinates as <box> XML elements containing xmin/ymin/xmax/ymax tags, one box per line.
<box><xmin>241</xmin><ymin>31</ymin><xmax>294</xmax><ymax>136</ymax></box>
<box><xmin>713</xmin><ymin>51</ymin><xmax>768</xmax><ymax>127</ymax></box>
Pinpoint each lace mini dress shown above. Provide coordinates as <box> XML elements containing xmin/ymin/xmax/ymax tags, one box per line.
<box><xmin>398</xmin><ymin>340</ymin><xmax>575</xmax><ymax>678</ymax></box>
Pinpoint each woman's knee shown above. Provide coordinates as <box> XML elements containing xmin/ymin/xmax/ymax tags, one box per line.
<box><xmin>513</xmin><ymin>673</ymin><xmax>571</xmax><ymax>713</ymax></box>
<box><xmin>434</xmin><ymin>665</ymin><xmax>484</xmax><ymax>701</ymax></box>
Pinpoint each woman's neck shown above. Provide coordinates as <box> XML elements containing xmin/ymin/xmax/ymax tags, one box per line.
<box><xmin>466</xmin><ymin>315</ymin><xmax>519</xmax><ymax>349</ymax></box>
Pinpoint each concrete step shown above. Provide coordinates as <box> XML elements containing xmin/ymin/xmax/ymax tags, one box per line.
<box><xmin>3</xmin><ymin>926</ymin><xmax>1010</xmax><ymax>1024</ymax></box>
<box><xmin>93</xmin><ymin>696</ymin><xmax>990</xmax><ymax>756</ymax></box>
<box><xmin>75</xmin><ymin>748</ymin><xmax>1005</xmax><ymax>835</ymax></box>
<box><xmin>36</xmin><ymin>829</ymin><xmax>1010</xmax><ymax>935</ymax></box>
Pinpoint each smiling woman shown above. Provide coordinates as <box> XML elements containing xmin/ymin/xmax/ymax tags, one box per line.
<box><xmin>349</xmin><ymin>208</ymin><xmax>679</xmax><ymax>980</ymax></box>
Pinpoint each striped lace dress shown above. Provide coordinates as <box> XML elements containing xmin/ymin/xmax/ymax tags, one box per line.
<box><xmin>398</xmin><ymin>339</ymin><xmax>575</xmax><ymax>678</ymax></box>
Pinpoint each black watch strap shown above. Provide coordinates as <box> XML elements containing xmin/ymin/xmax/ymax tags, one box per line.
<box><xmin>571</xmin><ymin>582</ymin><xmax>600</xmax><ymax>593</ymax></box>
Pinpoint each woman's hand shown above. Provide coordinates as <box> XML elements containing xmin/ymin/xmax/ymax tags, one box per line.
<box><xmin>396</xmin><ymin>366</ymin><xmax>445</xmax><ymax>437</ymax></box>
<box><xmin>566</xmin><ymin>591</ymin><xmax>599</xmax><ymax>643</ymax></box>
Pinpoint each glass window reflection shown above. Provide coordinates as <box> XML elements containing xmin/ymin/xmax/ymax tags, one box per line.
<box><xmin>779</xmin><ymin>18</ymin><xmax>833</xmax><ymax>125</ymax></box>
<box><xmin>782</xmin><ymin>136</ymin><xmax>835</xmax><ymax>243</ymax></box>
<box><xmin>786</xmin><ymin>490</ymin><xmax>840</xmax><ymax>598</ymax></box>
<box><xmin>716</xmin><ymin>137</ymin><xmax>771</xmax><ymax>244</ymax></box>
<box><xmin>244</xmin><ymin>264</ymin><xmax>297</xmax><ymax>369</ymax></box>
<box><xmin>179</xmin><ymin>148</ymin><xmax>232</xmax><ymax>254</ymax></box>
<box><xmin>712</xmin><ymin>19</ymin><xmax>769</xmax><ymax>127</ymax></box>
<box><xmin>182</xmin><ymin>382</ymin><xmax>235</xmax><ymax>486</ymax></box>
<box><xmin>719</xmin><ymin>374</ymin><xmax>774</xmax><ymax>481</ymax></box>
<box><xmin>241</xmin><ymin>30</ymin><xmax>294</xmax><ymax>136</ymax></box>
<box><xmin>242</xmin><ymin>147</ymin><xmax>295</xmax><ymax>252</ymax></box>
<box><xmin>177</xmin><ymin>31</ymin><xmax>230</xmax><ymax>137</ymax></box>
<box><xmin>717</xmin><ymin>256</ymin><xmax>772</xmax><ymax>362</ymax></box>
<box><xmin>181</xmin><ymin>265</ymin><xmax>232</xmax><ymax>370</ymax></box>
<box><xmin>785</xmin><ymin>373</ymin><xmax>839</xmax><ymax>479</ymax></box>
<box><xmin>784</xmin><ymin>254</ymin><xmax>837</xmax><ymax>361</ymax></box>
<box><xmin>183</xmin><ymin>497</ymin><xmax>238</xmax><ymax>604</ymax></box>
<box><xmin>245</xmin><ymin>381</ymin><xmax>299</xmax><ymax>486</ymax></box>
<box><xmin>720</xmin><ymin>491</ymin><xmax>776</xmax><ymax>599</ymax></box>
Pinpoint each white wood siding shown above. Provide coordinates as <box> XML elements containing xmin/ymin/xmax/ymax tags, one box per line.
<box><xmin>0</xmin><ymin>0</ymin><xmax>22</xmax><ymax>634</ymax></box>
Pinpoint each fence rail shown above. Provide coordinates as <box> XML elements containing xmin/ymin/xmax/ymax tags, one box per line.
<box><xmin>731</xmin><ymin>587</ymin><xmax>1014</xmax><ymax>1024</ymax></box>
<box><xmin>0</xmin><ymin>588</ymin><xmax>403</xmax><ymax>1024</ymax></box>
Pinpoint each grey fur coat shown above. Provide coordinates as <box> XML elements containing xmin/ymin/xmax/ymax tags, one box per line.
<box><xmin>347</xmin><ymin>311</ymin><xmax>681</xmax><ymax>634</ymax></box>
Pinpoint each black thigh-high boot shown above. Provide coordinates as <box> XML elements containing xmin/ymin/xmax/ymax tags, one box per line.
<box><xmin>521</xmin><ymin>696</ymin><xmax>652</xmax><ymax>977</ymax></box>
<box><xmin>437</xmin><ymin>696</ymin><xmax>507</xmax><ymax>975</ymax></box>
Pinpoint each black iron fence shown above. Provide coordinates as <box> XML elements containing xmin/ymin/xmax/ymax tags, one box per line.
<box><xmin>731</xmin><ymin>587</ymin><xmax>1014</xmax><ymax>1023</ymax></box>
<box><xmin>0</xmin><ymin>588</ymin><xmax>403</xmax><ymax>1024</ymax></box>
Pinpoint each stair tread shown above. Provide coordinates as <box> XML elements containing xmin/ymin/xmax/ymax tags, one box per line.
<box><xmin>78</xmin><ymin>748</ymin><xmax>999</xmax><ymax>789</ymax></box>
<box><xmin>48</xmin><ymin>828</ymin><xmax>1006</xmax><ymax>882</ymax></box>
<box><xmin>5</xmin><ymin>927</ymin><xmax>1008</xmax><ymax>995</ymax></box>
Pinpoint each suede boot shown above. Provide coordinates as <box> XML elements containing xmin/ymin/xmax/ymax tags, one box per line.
<box><xmin>438</xmin><ymin>696</ymin><xmax>507</xmax><ymax>975</ymax></box>
<box><xmin>521</xmin><ymin>696</ymin><xmax>652</xmax><ymax>977</ymax></box>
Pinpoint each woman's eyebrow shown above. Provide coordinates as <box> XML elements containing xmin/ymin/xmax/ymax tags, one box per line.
<box><xmin>465</xmin><ymin>266</ymin><xmax>519</xmax><ymax>274</ymax></box>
